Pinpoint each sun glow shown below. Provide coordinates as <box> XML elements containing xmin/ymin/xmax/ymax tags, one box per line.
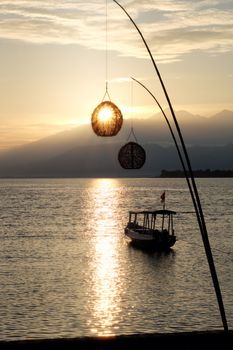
<box><xmin>91</xmin><ymin>100</ymin><xmax>123</xmax><ymax>136</ymax></box>
<box><xmin>98</xmin><ymin>106</ymin><xmax>113</xmax><ymax>123</ymax></box>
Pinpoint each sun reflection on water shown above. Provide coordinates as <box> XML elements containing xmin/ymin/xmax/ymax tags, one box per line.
<box><xmin>87</xmin><ymin>179</ymin><xmax>124</xmax><ymax>335</ymax></box>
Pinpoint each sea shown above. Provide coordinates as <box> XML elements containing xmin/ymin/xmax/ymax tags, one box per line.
<box><xmin>0</xmin><ymin>177</ymin><xmax>232</xmax><ymax>340</ymax></box>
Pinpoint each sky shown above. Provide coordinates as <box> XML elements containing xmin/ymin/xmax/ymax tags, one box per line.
<box><xmin>0</xmin><ymin>0</ymin><xmax>232</xmax><ymax>150</ymax></box>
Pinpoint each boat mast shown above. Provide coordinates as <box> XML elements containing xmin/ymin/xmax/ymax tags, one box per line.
<box><xmin>161</xmin><ymin>191</ymin><xmax>165</xmax><ymax>230</ymax></box>
<box><xmin>168</xmin><ymin>214</ymin><xmax>171</xmax><ymax>234</ymax></box>
<box><xmin>161</xmin><ymin>212</ymin><xmax>164</xmax><ymax>231</ymax></box>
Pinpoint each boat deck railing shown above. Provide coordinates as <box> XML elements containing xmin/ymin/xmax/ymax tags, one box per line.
<box><xmin>127</xmin><ymin>223</ymin><xmax>172</xmax><ymax>236</ymax></box>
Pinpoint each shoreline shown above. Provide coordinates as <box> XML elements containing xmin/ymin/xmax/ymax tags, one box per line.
<box><xmin>0</xmin><ymin>330</ymin><xmax>232</xmax><ymax>349</ymax></box>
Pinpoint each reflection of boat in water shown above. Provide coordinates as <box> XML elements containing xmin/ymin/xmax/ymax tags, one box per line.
<box><xmin>125</xmin><ymin>209</ymin><xmax>176</xmax><ymax>250</ymax></box>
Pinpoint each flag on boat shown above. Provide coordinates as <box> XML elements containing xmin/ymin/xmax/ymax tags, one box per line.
<box><xmin>160</xmin><ymin>191</ymin><xmax>165</xmax><ymax>203</ymax></box>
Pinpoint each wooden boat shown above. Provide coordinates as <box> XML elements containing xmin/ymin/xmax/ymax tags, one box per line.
<box><xmin>125</xmin><ymin>209</ymin><xmax>176</xmax><ymax>250</ymax></box>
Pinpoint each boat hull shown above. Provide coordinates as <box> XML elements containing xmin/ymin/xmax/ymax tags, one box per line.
<box><xmin>125</xmin><ymin>227</ymin><xmax>176</xmax><ymax>250</ymax></box>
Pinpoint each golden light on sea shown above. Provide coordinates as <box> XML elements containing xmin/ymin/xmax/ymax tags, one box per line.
<box><xmin>87</xmin><ymin>179</ymin><xmax>124</xmax><ymax>335</ymax></box>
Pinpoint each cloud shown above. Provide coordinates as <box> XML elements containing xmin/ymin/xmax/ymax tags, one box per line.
<box><xmin>0</xmin><ymin>0</ymin><xmax>232</xmax><ymax>62</ymax></box>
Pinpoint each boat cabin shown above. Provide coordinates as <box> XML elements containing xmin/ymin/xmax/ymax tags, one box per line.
<box><xmin>127</xmin><ymin>209</ymin><xmax>176</xmax><ymax>235</ymax></box>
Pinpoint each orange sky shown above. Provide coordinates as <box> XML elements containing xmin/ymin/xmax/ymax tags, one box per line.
<box><xmin>0</xmin><ymin>0</ymin><xmax>232</xmax><ymax>150</ymax></box>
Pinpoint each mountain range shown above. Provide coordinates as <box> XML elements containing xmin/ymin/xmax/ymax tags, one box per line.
<box><xmin>0</xmin><ymin>110</ymin><xmax>232</xmax><ymax>177</ymax></box>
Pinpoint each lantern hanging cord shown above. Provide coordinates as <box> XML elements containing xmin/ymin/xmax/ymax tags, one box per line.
<box><xmin>102</xmin><ymin>0</ymin><xmax>111</xmax><ymax>101</ymax></box>
<box><xmin>101</xmin><ymin>82</ymin><xmax>111</xmax><ymax>101</ymax></box>
<box><xmin>126</xmin><ymin>80</ymin><xmax>138</xmax><ymax>142</ymax></box>
<box><xmin>105</xmin><ymin>0</ymin><xmax>109</xmax><ymax>95</ymax></box>
<box><xmin>126</xmin><ymin>127</ymin><xmax>138</xmax><ymax>143</ymax></box>
<box><xmin>130</xmin><ymin>79</ymin><xmax>133</xmax><ymax>129</ymax></box>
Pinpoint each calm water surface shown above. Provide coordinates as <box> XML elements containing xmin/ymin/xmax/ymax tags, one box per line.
<box><xmin>0</xmin><ymin>178</ymin><xmax>232</xmax><ymax>340</ymax></box>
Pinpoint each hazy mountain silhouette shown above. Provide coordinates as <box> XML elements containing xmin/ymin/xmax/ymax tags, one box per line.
<box><xmin>0</xmin><ymin>110</ymin><xmax>232</xmax><ymax>177</ymax></box>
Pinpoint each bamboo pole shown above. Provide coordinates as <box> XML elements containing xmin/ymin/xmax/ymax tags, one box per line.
<box><xmin>113</xmin><ymin>0</ymin><xmax>228</xmax><ymax>332</ymax></box>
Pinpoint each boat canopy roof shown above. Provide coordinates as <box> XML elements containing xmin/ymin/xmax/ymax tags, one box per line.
<box><xmin>129</xmin><ymin>209</ymin><xmax>176</xmax><ymax>215</ymax></box>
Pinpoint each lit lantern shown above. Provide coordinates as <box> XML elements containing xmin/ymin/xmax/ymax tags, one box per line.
<box><xmin>91</xmin><ymin>101</ymin><xmax>123</xmax><ymax>137</ymax></box>
<box><xmin>118</xmin><ymin>141</ymin><xmax>146</xmax><ymax>169</ymax></box>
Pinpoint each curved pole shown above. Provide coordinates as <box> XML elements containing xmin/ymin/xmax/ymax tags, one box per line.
<box><xmin>131</xmin><ymin>77</ymin><xmax>203</xmax><ymax>233</ymax></box>
<box><xmin>113</xmin><ymin>0</ymin><xmax>228</xmax><ymax>331</ymax></box>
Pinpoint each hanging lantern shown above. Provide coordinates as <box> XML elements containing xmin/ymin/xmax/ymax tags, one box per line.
<box><xmin>91</xmin><ymin>100</ymin><xmax>123</xmax><ymax>137</ymax></box>
<box><xmin>91</xmin><ymin>2</ymin><xmax>123</xmax><ymax>137</ymax></box>
<box><xmin>118</xmin><ymin>141</ymin><xmax>146</xmax><ymax>169</ymax></box>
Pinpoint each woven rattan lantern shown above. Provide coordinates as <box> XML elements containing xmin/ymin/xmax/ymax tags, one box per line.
<box><xmin>91</xmin><ymin>100</ymin><xmax>123</xmax><ymax>137</ymax></box>
<box><xmin>91</xmin><ymin>1</ymin><xmax>123</xmax><ymax>137</ymax></box>
<box><xmin>118</xmin><ymin>141</ymin><xmax>146</xmax><ymax>169</ymax></box>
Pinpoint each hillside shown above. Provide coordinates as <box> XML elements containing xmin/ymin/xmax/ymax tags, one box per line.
<box><xmin>0</xmin><ymin>110</ymin><xmax>232</xmax><ymax>177</ymax></box>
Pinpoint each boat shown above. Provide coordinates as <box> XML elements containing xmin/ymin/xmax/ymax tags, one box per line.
<box><xmin>125</xmin><ymin>209</ymin><xmax>176</xmax><ymax>250</ymax></box>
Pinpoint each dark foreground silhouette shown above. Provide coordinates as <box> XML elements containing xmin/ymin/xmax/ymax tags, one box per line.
<box><xmin>0</xmin><ymin>330</ymin><xmax>232</xmax><ymax>350</ymax></box>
